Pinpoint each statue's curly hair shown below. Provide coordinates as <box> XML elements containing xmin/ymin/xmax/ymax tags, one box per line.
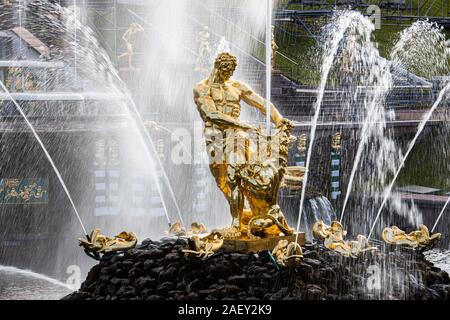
<box><xmin>214</xmin><ymin>52</ymin><xmax>237</xmax><ymax>69</ymax></box>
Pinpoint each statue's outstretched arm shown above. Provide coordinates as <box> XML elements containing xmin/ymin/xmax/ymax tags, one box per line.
<box><xmin>136</xmin><ymin>24</ymin><xmax>144</xmax><ymax>32</ymax></box>
<box><xmin>239</xmin><ymin>83</ymin><xmax>283</xmax><ymax>127</ymax></box>
<box><xmin>122</xmin><ymin>30</ymin><xmax>130</xmax><ymax>42</ymax></box>
<box><xmin>194</xmin><ymin>86</ymin><xmax>254</xmax><ymax>130</ymax></box>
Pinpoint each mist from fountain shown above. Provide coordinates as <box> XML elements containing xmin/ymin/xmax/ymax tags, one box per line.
<box><xmin>0</xmin><ymin>80</ymin><xmax>87</xmax><ymax>235</ymax></box>
<box><xmin>364</xmin><ymin>20</ymin><xmax>450</xmax><ymax>239</ymax></box>
<box><xmin>13</xmin><ymin>1</ymin><xmax>187</xmax><ymax>229</ymax></box>
<box><xmin>432</xmin><ymin>194</ymin><xmax>450</xmax><ymax>233</ymax></box>
<box><xmin>0</xmin><ymin>265</ymin><xmax>74</xmax><ymax>290</ymax></box>
<box><xmin>368</xmin><ymin>81</ymin><xmax>450</xmax><ymax>239</ymax></box>
<box><xmin>131</xmin><ymin>0</ymin><xmax>270</xmax><ymax>229</ymax></box>
<box><xmin>391</xmin><ymin>20</ymin><xmax>450</xmax><ymax>79</ymax></box>
<box><xmin>295</xmin><ymin>11</ymin><xmax>369</xmax><ymax>239</ymax></box>
<box><xmin>0</xmin><ymin>0</ymin><xmax>190</xmax><ymax>279</ymax></box>
<box><xmin>338</xmin><ymin>23</ymin><xmax>393</xmax><ymax>225</ymax></box>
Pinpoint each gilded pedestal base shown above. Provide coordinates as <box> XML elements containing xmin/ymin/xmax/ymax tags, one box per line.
<box><xmin>222</xmin><ymin>233</ymin><xmax>305</xmax><ymax>253</ymax></box>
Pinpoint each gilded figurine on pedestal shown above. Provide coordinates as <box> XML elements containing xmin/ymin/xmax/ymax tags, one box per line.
<box><xmin>118</xmin><ymin>23</ymin><xmax>144</xmax><ymax>70</ymax></box>
<box><xmin>193</xmin><ymin>52</ymin><xmax>296</xmax><ymax>240</ymax></box>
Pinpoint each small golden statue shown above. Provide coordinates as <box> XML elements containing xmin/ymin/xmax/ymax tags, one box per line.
<box><xmin>195</xmin><ymin>26</ymin><xmax>212</xmax><ymax>72</ymax></box>
<box><xmin>166</xmin><ymin>221</ymin><xmax>208</xmax><ymax>237</ymax></box>
<box><xmin>79</xmin><ymin>229</ymin><xmax>137</xmax><ymax>259</ymax></box>
<box><xmin>297</xmin><ymin>134</ymin><xmax>307</xmax><ymax>153</ymax></box>
<box><xmin>272</xmin><ymin>239</ymin><xmax>303</xmax><ymax>267</ymax></box>
<box><xmin>382</xmin><ymin>225</ymin><xmax>441</xmax><ymax>250</ymax></box>
<box><xmin>193</xmin><ymin>52</ymin><xmax>296</xmax><ymax>240</ymax></box>
<box><xmin>117</xmin><ymin>23</ymin><xmax>144</xmax><ymax>70</ymax></box>
<box><xmin>183</xmin><ymin>231</ymin><xmax>224</xmax><ymax>259</ymax></box>
<box><xmin>313</xmin><ymin>220</ymin><xmax>377</xmax><ymax>257</ymax></box>
<box><xmin>331</xmin><ymin>131</ymin><xmax>341</xmax><ymax>151</ymax></box>
<box><xmin>271</xmin><ymin>25</ymin><xmax>278</xmax><ymax>69</ymax></box>
<box><xmin>166</xmin><ymin>222</ymin><xmax>187</xmax><ymax>237</ymax></box>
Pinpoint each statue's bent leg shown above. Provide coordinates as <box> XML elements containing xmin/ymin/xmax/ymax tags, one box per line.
<box><xmin>209</xmin><ymin>163</ymin><xmax>244</xmax><ymax>227</ymax></box>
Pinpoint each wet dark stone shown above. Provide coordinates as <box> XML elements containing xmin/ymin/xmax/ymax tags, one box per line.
<box><xmin>198</xmin><ymin>289</ymin><xmax>217</xmax><ymax>298</ymax></box>
<box><xmin>61</xmin><ymin>291</ymin><xmax>90</xmax><ymax>300</ymax></box>
<box><xmin>304</xmin><ymin>284</ymin><xmax>325</xmax><ymax>300</ymax></box>
<box><xmin>187</xmin><ymin>292</ymin><xmax>199</xmax><ymax>300</ymax></box>
<box><xmin>116</xmin><ymin>286</ymin><xmax>136</xmax><ymax>298</ymax></box>
<box><xmin>143</xmin><ymin>259</ymin><xmax>155</xmax><ymax>271</ymax></box>
<box><xmin>426</xmin><ymin>271</ymin><xmax>444</xmax><ymax>286</ymax></box>
<box><xmin>148</xmin><ymin>249</ymin><xmax>165</xmax><ymax>259</ymax></box>
<box><xmin>429</xmin><ymin>284</ymin><xmax>450</xmax><ymax>300</ymax></box>
<box><xmin>439</xmin><ymin>271</ymin><xmax>450</xmax><ymax>284</ymax></box>
<box><xmin>135</xmin><ymin>276</ymin><xmax>157</xmax><ymax>290</ymax></box>
<box><xmin>66</xmin><ymin>237</ymin><xmax>450</xmax><ymax>301</ymax></box>
<box><xmin>230</xmin><ymin>253</ymin><xmax>247</xmax><ymax>261</ymax></box>
<box><xmin>128</xmin><ymin>267</ymin><xmax>144</xmax><ymax>278</ymax></box>
<box><xmin>224</xmin><ymin>284</ymin><xmax>240</xmax><ymax>295</ymax></box>
<box><xmin>160</xmin><ymin>266</ymin><xmax>178</xmax><ymax>282</ymax></box>
<box><xmin>227</xmin><ymin>275</ymin><xmax>247</xmax><ymax>286</ymax></box>
<box><xmin>426</xmin><ymin>288</ymin><xmax>442</xmax><ymax>300</ymax></box>
<box><xmin>104</xmin><ymin>284</ymin><xmax>117</xmax><ymax>296</ymax></box>
<box><xmin>146</xmin><ymin>294</ymin><xmax>163</xmax><ymax>300</ymax></box>
<box><xmin>110</xmin><ymin>277</ymin><xmax>130</xmax><ymax>286</ymax></box>
<box><xmin>270</xmin><ymin>287</ymin><xmax>290</xmax><ymax>300</ymax></box>
<box><xmin>157</xmin><ymin>281</ymin><xmax>175</xmax><ymax>294</ymax></box>
<box><xmin>150</xmin><ymin>266</ymin><xmax>165</xmax><ymax>277</ymax></box>
<box><xmin>303</xmin><ymin>258</ymin><xmax>322</xmax><ymax>268</ymax></box>
<box><xmin>297</xmin><ymin>262</ymin><xmax>314</xmax><ymax>280</ymax></box>
<box><xmin>187</xmin><ymin>278</ymin><xmax>202</xmax><ymax>292</ymax></box>
<box><xmin>100</xmin><ymin>266</ymin><xmax>115</xmax><ymax>276</ymax></box>
<box><xmin>122</xmin><ymin>260</ymin><xmax>133</xmax><ymax>269</ymax></box>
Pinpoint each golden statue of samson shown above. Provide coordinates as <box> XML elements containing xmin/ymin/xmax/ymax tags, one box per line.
<box><xmin>193</xmin><ymin>52</ymin><xmax>297</xmax><ymax>240</ymax></box>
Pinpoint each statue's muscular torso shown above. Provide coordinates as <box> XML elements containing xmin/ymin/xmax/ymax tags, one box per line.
<box><xmin>194</xmin><ymin>77</ymin><xmax>283</xmax><ymax>134</ymax></box>
<box><xmin>194</xmin><ymin>79</ymin><xmax>247</xmax><ymax>122</ymax></box>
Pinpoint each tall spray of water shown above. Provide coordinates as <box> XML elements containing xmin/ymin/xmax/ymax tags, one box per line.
<box><xmin>432</xmin><ymin>195</ymin><xmax>450</xmax><ymax>233</ymax></box>
<box><xmin>338</xmin><ymin>25</ymin><xmax>393</xmax><ymax>223</ymax></box>
<box><xmin>134</xmin><ymin>0</ymin><xmax>270</xmax><ymax>228</ymax></box>
<box><xmin>391</xmin><ymin>20</ymin><xmax>450</xmax><ymax>79</ymax></box>
<box><xmin>265</xmin><ymin>0</ymin><xmax>272</xmax><ymax>134</ymax></box>
<box><xmin>0</xmin><ymin>80</ymin><xmax>87</xmax><ymax>236</ymax></box>
<box><xmin>62</xmin><ymin>3</ymin><xmax>183</xmax><ymax>227</ymax></box>
<box><xmin>368</xmin><ymin>81</ymin><xmax>450</xmax><ymax>239</ymax></box>
<box><xmin>0</xmin><ymin>0</ymin><xmax>187</xmax><ymax>242</ymax></box>
<box><xmin>295</xmin><ymin>11</ymin><xmax>367</xmax><ymax>238</ymax></box>
<box><xmin>365</xmin><ymin>20</ymin><xmax>450</xmax><ymax>239</ymax></box>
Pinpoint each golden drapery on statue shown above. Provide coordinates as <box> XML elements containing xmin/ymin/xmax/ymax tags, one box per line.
<box><xmin>193</xmin><ymin>52</ymin><xmax>297</xmax><ymax>240</ymax></box>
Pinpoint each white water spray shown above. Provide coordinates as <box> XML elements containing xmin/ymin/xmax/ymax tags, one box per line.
<box><xmin>0</xmin><ymin>265</ymin><xmax>73</xmax><ymax>290</ymax></box>
<box><xmin>0</xmin><ymin>80</ymin><xmax>87</xmax><ymax>236</ymax></box>
<box><xmin>368</xmin><ymin>81</ymin><xmax>450</xmax><ymax>239</ymax></box>
<box><xmin>432</xmin><ymin>195</ymin><xmax>450</xmax><ymax>233</ymax></box>
<box><xmin>295</xmin><ymin>11</ymin><xmax>361</xmax><ymax>239</ymax></box>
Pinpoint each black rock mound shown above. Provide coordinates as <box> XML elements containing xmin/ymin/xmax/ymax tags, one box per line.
<box><xmin>64</xmin><ymin>238</ymin><xmax>450</xmax><ymax>300</ymax></box>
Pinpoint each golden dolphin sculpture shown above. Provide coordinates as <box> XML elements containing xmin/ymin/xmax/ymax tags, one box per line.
<box><xmin>272</xmin><ymin>239</ymin><xmax>303</xmax><ymax>267</ymax></box>
<box><xmin>313</xmin><ymin>220</ymin><xmax>377</xmax><ymax>258</ymax></box>
<box><xmin>166</xmin><ymin>221</ymin><xmax>208</xmax><ymax>237</ymax></box>
<box><xmin>382</xmin><ymin>224</ymin><xmax>441</xmax><ymax>250</ymax></box>
<box><xmin>183</xmin><ymin>231</ymin><xmax>224</xmax><ymax>259</ymax></box>
<box><xmin>79</xmin><ymin>229</ymin><xmax>137</xmax><ymax>256</ymax></box>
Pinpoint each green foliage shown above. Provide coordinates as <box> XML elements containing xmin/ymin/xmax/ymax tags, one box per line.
<box><xmin>275</xmin><ymin>1</ymin><xmax>450</xmax><ymax>84</ymax></box>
